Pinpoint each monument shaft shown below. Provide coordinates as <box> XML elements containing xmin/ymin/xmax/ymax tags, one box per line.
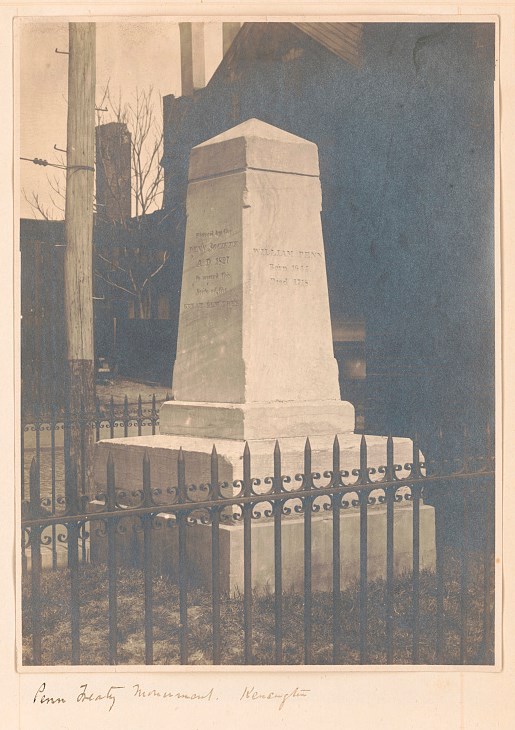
<box><xmin>162</xmin><ymin>118</ymin><xmax>353</xmax><ymax>439</ymax></box>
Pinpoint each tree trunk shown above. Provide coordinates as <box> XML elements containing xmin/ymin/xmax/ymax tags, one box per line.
<box><xmin>64</xmin><ymin>23</ymin><xmax>96</xmax><ymax>498</ymax></box>
<box><xmin>139</xmin><ymin>289</ymin><xmax>151</xmax><ymax>320</ymax></box>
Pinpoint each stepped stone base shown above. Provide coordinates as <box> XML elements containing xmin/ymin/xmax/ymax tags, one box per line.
<box><xmin>91</xmin><ymin>433</ymin><xmax>436</xmax><ymax>594</ymax></box>
<box><xmin>159</xmin><ymin>399</ymin><xmax>355</xmax><ymax>440</ymax></box>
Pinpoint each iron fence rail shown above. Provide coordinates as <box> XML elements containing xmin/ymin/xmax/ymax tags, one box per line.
<box><xmin>22</xmin><ymin>395</ymin><xmax>164</xmax><ymax>450</ymax></box>
<box><xmin>21</xmin><ymin>395</ymin><xmax>165</xmax><ymax>568</ymax></box>
<box><xmin>21</xmin><ymin>433</ymin><xmax>495</xmax><ymax>667</ymax></box>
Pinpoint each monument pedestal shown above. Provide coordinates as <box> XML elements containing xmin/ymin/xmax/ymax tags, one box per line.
<box><xmin>159</xmin><ymin>399</ymin><xmax>355</xmax><ymax>440</ymax></box>
<box><xmin>179</xmin><ymin>504</ymin><xmax>436</xmax><ymax>595</ymax></box>
<box><xmin>92</xmin><ymin>432</ymin><xmax>436</xmax><ymax>594</ymax></box>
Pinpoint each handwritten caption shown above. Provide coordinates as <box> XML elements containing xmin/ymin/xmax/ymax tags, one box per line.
<box><xmin>33</xmin><ymin>682</ymin><xmax>310</xmax><ymax>713</ymax></box>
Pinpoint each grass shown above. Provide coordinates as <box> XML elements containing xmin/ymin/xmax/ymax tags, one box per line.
<box><xmin>21</xmin><ymin>548</ymin><xmax>494</xmax><ymax>666</ymax></box>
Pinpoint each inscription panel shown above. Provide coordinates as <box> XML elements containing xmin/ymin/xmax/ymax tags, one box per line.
<box><xmin>173</xmin><ymin>173</ymin><xmax>245</xmax><ymax>402</ymax></box>
<box><xmin>244</xmin><ymin>170</ymin><xmax>340</xmax><ymax>402</ymax></box>
<box><xmin>253</xmin><ymin>247</ymin><xmax>323</xmax><ymax>287</ymax></box>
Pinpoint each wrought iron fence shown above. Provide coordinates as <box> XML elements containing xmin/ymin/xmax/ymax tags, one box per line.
<box><xmin>21</xmin><ymin>395</ymin><xmax>166</xmax><ymax>560</ymax></box>
<box><xmin>21</xmin><ymin>431</ymin><xmax>495</xmax><ymax>667</ymax></box>
<box><xmin>21</xmin><ymin>395</ymin><xmax>166</xmax><ymax>571</ymax></box>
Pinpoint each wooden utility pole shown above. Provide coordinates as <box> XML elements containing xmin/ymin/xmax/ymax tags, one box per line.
<box><xmin>64</xmin><ymin>23</ymin><xmax>96</xmax><ymax>497</ymax></box>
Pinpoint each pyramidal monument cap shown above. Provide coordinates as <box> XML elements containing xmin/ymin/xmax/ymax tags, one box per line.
<box><xmin>188</xmin><ymin>117</ymin><xmax>320</xmax><ymax>181</ymax></box>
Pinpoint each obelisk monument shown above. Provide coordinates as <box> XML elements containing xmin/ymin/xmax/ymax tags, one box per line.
<box><xmin>93</xmin><ymin>120</ymin><xmax>432</xmax><ymax>592</ymax></box>
<box><xmin>160</xmin><ymin>118</ymin><xmax>354</xmax><ymax>440</ymax></box>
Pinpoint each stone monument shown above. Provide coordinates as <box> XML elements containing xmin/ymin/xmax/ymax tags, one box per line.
<box><xmin>160</xmin><ymin>118</ymin><xmax>353</xmax><ymax>441</ymax></box>
<box><xmin>94</xmin><ymin>119</ymin><xmax>435</xmax><ymax>592</ymax></box>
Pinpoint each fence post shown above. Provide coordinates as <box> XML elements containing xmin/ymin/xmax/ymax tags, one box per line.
<box><xmin>243</xmin><ymin>442</ymin><xmax>253</xmax><ymax>665</ymax></box>
<box><xmin>303</xmin><ymin>437</ymin><xmax>313</xmax><ymax>665</ymax></box>
<box><xmin>79</xmin><ymin>399</ymin><xmax>87</xmax><ymax>498</ymax></box>
<box><xmin>123</xmin><ymin>395</ymin><xmax>129</xmax><ymax>438</ymax></box>
<box><xmin>142</xmin><ymin>450</ymin><xmax>154</xmax><ymax>665</ymax></box>
<box><xmin>95</xmin><ymin>397</ymin><xmax>101</xmax><ymax>442</ymax></box>
<box><xmin>406</xmin><ymin>434</ymin><xmax>422</xmax><ymax>663</ymax></box>
<box><xmin>357</xmin><ymin>434</ymin><xmax>371</xmax><ymax>665</ymax></box>
<box><xmin>29</xmin><ymin>457</ymin><xmax>42</xmax><ymax>665</ymax></box>
<box><xmin>210</xmin><ymin>445</ymin><xmax>221</xmax><ymax>665</ymax></box>
<box><xmin>434</xmin><ymin>485</ymin><xmax>445</xmax><ymax>663</ymax></box>
<box><xmin>106</xmin><ymin>452</ymin><xmax>118</xmax><ymax>665</ymax></box>
<box><xmin>67</xmin><ymin>456</ymin><xmax>81</xmax><ymax>664</ymax></box>
<box><xmin>63</xmin><ymin>398</ymin><xmax>71</xmax><ymax>505</ymax></box>
<box><xmin>50</xmin><ymin>403</ymin><xmax>57</xmax><ymax>570</ymax></box>
<box><xmin>332</xmin><ymin>435</ymin><xmax>341</xmax><ymax>665</ymax></box>
<box><xmin>65</xmin><ymin>438</ymin><xmax>82</xmax><ymax>549</ymax></box>
<box><xmin>34</xmin><ymin>401</ymin><xmax>41</xmax><ymax>477</ymax></box>
<box><xmin>66</xmin><ymin>455</ymin><xmax>79</xmax><ymax>569</ymax></box>
<box><xmin>109</xmin><ymin>396</ymin><xmax>115</xmax><ymax>439</ymax></box>
<box><xmin>151</xmin><ymin>394</ymin><xmax>157</xmax><ymax>435</ymax></box>
<box><xmin>384</xmin><ymin>435</ymin><xmax>396</xmax><ymax>664</ymax></box>
<box><xmin>137</xmin><ymin>395</ymin><xmax>143</xmax><ymax>437</ymax></box>
<box><xmin>177</xmin><ymin>448</ymin><xmax>188</xmax><ymax>664</ymax></box>
<box><xmin>273</xmin><ymin>440</ymin><xmax>283</xmax><ymax>665</ymax></box>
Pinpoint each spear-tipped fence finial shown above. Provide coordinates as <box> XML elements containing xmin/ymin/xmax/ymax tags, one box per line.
<box><xmin>274</xmin><ymin>440</ymin><xmax>282</xmax><ymax>491</ymax></box>
<box><xmin>333</xmin><ymin>434</ymin><xmax>340</xmax><ymax>474</ymax></box>
<box><xmin>210</xmin><ymin>444</ymin><xmax>219</xmax><ymax>493</ymax></box>
<box><xmin>243</xmin><ymin>442</ymin><xmax>251</xmax><ymax>495</ymax></box>
<box><xmin>383</xmin><ymin>434</ymin><xmax>396</xmax><ymax>483</ymax></box>
<box><xmin>359</xmin><ymin>433</ymin><xmax>368</xmax><ymax>482</ymax></box>
<box><xmin>303</xmin><ymin>437</ymin><xmax>313</xmax><ymax>489</ymax></box>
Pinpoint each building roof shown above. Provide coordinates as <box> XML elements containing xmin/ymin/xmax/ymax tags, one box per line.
<box><xmin>223</xmin><ymin>22</ymin><xmax>363</xmax><ymax>68</ymax></box>
<box><xmin>292</xmin><ymin>22</ymin><xmax>363</xmax><ymax>66</ymax></box>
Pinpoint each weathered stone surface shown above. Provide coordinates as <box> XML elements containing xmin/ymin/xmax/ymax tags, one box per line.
<box><xmin>93</xmin><ymin>433</ymin><xmax>435</xmax><ymax>594</ymax></box>
<box><xmin>161</xmin><ymin>118</ymin><xmax>352</xmax><ymax>439</ymax></box>
<box><xmin>93</xmin><ymin>119</ymin><xmax>436</xmax><ymax>593</ymax></box>
<box><xmin>91</xmin><ymin>505</ymin><xmax>436</xmax><ymax>595</ymax></box>
<box><xmin>158</xmin><ymin>400</ymin><xmax>355</xmax><ymax>440</ymax></box>
<box><xmin>94</xmin><ymin>431</ymin><xmax>415</xmax><ymax>489</ymax></box>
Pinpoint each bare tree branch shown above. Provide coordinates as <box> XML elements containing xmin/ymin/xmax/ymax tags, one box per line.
<box><xmin>141</xmin><ymin>250</ymin><xmax>169</xmax><ymax>291</ymax></box>
<box><xmin>96</xmin><ymin>251</ymin><xmax>129</xmax><ymax>275</ymax></box>
<box><xmin>94</xmin><ymin>269</ymin><xmax>137</xmax><ymax>298</ymax></box>
<box><xmin>22</xmin><ymin>189</ymin><xmax>54</xmax><ymax>220</ymax></box>
<box><xmin>96</xmin><ymin>80</ymin><xmax>111</xmax><ymax>127</ymax></box>
<box><xmin>25</xmin><ymin>84</ymin><xmax>168</xmax><ymax>318</ymax></box>
<box><xmin>48</xmin><ymin>192</ymin><xmax>65</xmax><ymax>215</ymax></box>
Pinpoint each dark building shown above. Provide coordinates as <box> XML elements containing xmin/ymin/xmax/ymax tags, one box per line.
<box><xmin>20</xmin><ymin>210</ymin><xmax>181</xmax><ymax>409</ymax></box>
<box><xmin>21</xmin><ymin>106</ymin><xmax>185</xmax><ymax>409</ymax></box>
<box><xmin>20</xmin><ymin>219</ymin><xmax>66</xmax><ymax>410</ymax></box>
<box><xmin>95</xmin><ymin>122</ymin><xmax>132</xmax><ymax>224</ymax></box>
<box><xmin>161</xmin><ymin>22</ymin><xmax>495</xmax><ymax>456</ymax></box>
